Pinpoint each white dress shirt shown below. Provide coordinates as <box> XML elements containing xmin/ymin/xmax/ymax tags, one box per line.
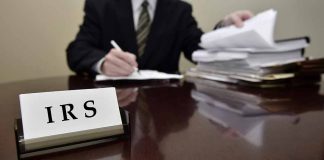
<box><xmin>94</xmin><ymin>0</ymin><xmax>157</xmax><ymax>74</ymax></box>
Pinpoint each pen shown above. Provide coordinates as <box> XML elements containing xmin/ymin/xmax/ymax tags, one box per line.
<box><xmin>110</xmin><ymin>40</ymin><xmax>123</xmax><ymax>51</ymax></box>
<box><xmin>110</xmin><ymin>40</ymin><xmax>139</xmax><ymax>73</ymax></box>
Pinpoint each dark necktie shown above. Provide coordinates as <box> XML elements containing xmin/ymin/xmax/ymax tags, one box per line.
<box><xmin>136</xmin><ymin>1</ymin><xmax>151</xmax><ymax>57</ymax></box>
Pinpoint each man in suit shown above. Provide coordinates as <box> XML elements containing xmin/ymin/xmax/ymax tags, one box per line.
<box><xmin>67</xmin><ymin>0</ymin><xmax>253</xmax><ymax>76</ymax></box>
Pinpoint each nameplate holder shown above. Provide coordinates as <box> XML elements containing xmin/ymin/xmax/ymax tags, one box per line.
<box><xmin>18</xmin><ymin>88</ymin><xmax>125</xmax><ymax>153</ymax></box>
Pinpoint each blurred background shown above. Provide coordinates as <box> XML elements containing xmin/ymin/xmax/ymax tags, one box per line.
<box><xmin>0</xmin><ymin>0</ymin><xmax>323</xmax><ymax>83</ymax></box>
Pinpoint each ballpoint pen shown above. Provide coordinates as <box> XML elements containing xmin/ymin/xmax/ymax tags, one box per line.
<box><xmin>110</xmin><ymin>40</ymin><xmax>139</xmax><ymax>73</ymax></box>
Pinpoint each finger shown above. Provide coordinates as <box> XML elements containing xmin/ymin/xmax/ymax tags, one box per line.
<box><xmin>102</xmin><ymin>60</ymin><xmax>132</xmax><ymax>76</ymax></box>
<box><xmin>108</xmin><ymin>49</ymin><xmax>136</xmax><ymax>71</ymax></box>
<box><xmin>239</xmin><ymin>10</ymin><xmax>254</xmax><ymax>20</ymax></box>
<box><xmin>125</xmin><ymin>52</ymin><xmax>138</xmax><ymax>68</ymax></box>
<box><xmin>111</xmin><ymin>49</ymin><xmax>138</xmax><ymax>68</ymax></box>
<box><xmin>230</xmin><ymin>15</ymin><xmax>244</xmax><ymax>28</ymax></box>
<box><xmin>105</xmin><ymin>61</ymin><xmax>131</xmax><ymax>76</ymax></box>
<box><xmin>105</xmin><ymin>53</ymin><xmax>135</xmax><ymax>74</ymax></box>
<box><xmin>109</xmin><ymin>63</ymin><xmax>132</xmax><ymax>76</ymax></box>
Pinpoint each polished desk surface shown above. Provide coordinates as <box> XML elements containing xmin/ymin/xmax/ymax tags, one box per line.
<box><xmin>0</xmin><ymin>75</ymin><xmax>324</xmax><ymax>160</ymax></box>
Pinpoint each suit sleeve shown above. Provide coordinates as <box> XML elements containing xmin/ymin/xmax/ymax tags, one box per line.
<box><xmin>66</xmin><ymin>0</ymin><xmax>106</xmax><ymax>76</ymax></box>
<box><xmin>180</xmin><ymin>4</ymin><xmax>203</xmax><ymax>63</ymax></box>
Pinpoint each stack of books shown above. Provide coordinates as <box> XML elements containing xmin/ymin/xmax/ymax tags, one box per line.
<box><xmin>187</xmin><ymin>9</ymin><xmax>324</xmax><ymax>87</ymax></box>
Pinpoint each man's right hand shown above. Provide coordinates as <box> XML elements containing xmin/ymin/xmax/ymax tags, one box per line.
<box><xmin>101</xmin><ymin>49</ymin><xmax>138</xmax><ymax>76</ymax></box>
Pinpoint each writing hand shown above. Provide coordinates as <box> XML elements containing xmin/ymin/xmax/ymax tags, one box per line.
<box><xmin>101</xmin><ymin>49</ymin><xmax>138</xmax><ymax>76</ymax></box>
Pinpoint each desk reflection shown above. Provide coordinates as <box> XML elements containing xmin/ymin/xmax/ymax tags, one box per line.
<box><xmin>64</xmin><ymin>75</ymin><xmax>324</xmax><ymax>160</ymax></box>
<box><xmin>198</xmin><ymin>101</ymin><xmax>299</xmax><ymax>147</ymax></box>
<box><xmin>68</xmin><ymin>76</ymin><xmax>195</xmax><ymax>160</ymax></box>
<box><xmin>127</xmin><ymin>83</ymin><xmax>196</xmax><ymax>160</ymax></box>
<box><xmin>188</xmin><ymin>76</ymin><xmax>324</xmax><ymax>159</ymax></box>
<box><xmin>117</xmin><ymin>88</ymin><xmax>138</xmax><ymax>107</ymax></box>
<box><xmin>2</xmin><ymin>75</ymin><xmax>324</xmax><ymax>160</ymax></box>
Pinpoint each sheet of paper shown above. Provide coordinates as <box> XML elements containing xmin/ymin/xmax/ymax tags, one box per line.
<box><xmin>96</xmin><ymin>70</ymin><xmax>183</xmax><ymax>81</ymax></box>
<box><xmin>208</xmin><ymin>38</ymin><xmax>309</xmax><ymax>53</ymax></box>
<box><xmin>200</xmin><ymin>9</ymin><xmax>277</xmax><ymax>50</ymax></box>
<box><xmin>192</xmin><ymin>50</ymin><xmax>248</xmax><ymax>62</ymax></box>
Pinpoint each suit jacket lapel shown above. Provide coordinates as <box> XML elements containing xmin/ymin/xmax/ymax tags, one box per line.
<box><xmin>114</xmin><ymin>0</ymin><xmax>138</xmax><ymax>55</ymax></box>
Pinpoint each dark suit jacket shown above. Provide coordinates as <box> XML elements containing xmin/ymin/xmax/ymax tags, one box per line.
<box><xmin>67</xmin><ymin>0</ymin><xmax>203</xmax><ymax>75</ymax></box>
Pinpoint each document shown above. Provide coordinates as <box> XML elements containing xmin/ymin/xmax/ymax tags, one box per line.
<box><xmin>200</xmin><ymin>9</ymin><xmax>309</xmax><ymax>52</ymax></box>
<box><xmin>96</xmin><ymin>70</ymin><xmax>183</xmax><ymax>81</ymax></box>
<box><xmin>200</xmin><ymin>9</ymin><xmax>277</xmax><ymax>50</ymax></box>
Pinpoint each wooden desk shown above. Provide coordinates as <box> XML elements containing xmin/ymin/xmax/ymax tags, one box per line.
<box><xmin>0</xmin><ymin>75</ymin><xmax>324</xmax><ymax>160</ymax></box>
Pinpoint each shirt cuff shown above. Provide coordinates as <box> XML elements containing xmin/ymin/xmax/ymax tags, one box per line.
<box><xmin>92</xmin><ymin>58</ymin><xmax>105</xmax><ymax>74</ymax></box>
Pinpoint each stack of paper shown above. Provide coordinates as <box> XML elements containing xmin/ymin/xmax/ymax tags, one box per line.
<box><xmin>187</xmin><ymin>9</ymin><xmax>324</xmax><ymax>87</ymax></box>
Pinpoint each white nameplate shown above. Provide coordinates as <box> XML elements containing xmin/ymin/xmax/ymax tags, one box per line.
<box><xmin>19</xmin><ymin>88</ymin><xmax>123</xmax><ymax>149</ymax></box>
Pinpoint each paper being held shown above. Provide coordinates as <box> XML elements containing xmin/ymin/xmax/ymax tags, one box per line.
<box><xmin>96</xmin><ymin>70</ymin><xmax>183</xmax><ymax>81</ymax></box>
<box><xmin>200</xmin><ymin>9</ymin><xmax>277</xmax><ymax>50</ymax></box>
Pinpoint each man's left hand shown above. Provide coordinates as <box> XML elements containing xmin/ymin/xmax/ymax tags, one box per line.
<box><xmin>222</xmin><ymin>10</ymin><xmax>254</xmax><ymax>28</ymax></box>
